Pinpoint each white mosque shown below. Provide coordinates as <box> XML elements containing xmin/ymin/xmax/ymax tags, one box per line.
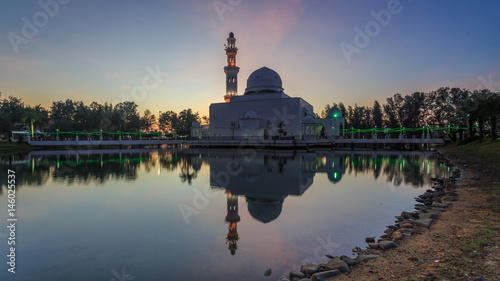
<box><xmin>191</xmin><ymin>32</ymin><xmax>345</xmax><ymax>141</ymax></box>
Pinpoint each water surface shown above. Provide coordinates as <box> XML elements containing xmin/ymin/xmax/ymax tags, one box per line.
<box><xmin>0</xmin><ymin>149</ymin><xmax>453</xmax><ymax>281</ymax></box>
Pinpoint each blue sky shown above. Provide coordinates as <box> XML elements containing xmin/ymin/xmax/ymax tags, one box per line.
<box><xmin>1</xmin><ymin>0</ymin><xmax>499</xmax><ymax>116</ymax></box>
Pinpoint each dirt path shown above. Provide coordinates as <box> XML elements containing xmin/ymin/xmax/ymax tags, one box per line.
<box><xmin>332</xmin><ymin>151</ymin><xmax>500</xmax><ymax>281</ymax></box>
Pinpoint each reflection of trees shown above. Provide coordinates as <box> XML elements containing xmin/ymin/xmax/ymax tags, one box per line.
<box><xmin>51</xmin><ymin>155</ymin><xmax>143</xmax><ymax>185</ymax></box>
<box><xmin>344</xmin><ymin>154</ymin><xmax>451</xmax><ymax>188</ymax></box>
<box><xmin>178</xmin><ymin>154</ymin><xmax>198</xmax><ymax>185</ymax></box>
<box><xmin>0</xmin><ymin>151</ymin><xmax>206</xmax><ymax>191</ymax></box>
<box><xmin>0</xmin><ymin>158</ymin><xmax>51</xmax><ymax>193</ymax></box>
<box><xmin>0</xmin><ymin>151</ymin><xmax>455</xmax><ymax>193</ymax></box>
<box><xmin>159</xmin><ymin>153</ymin><xmax>179</xmax><ymax>172</ymax></box>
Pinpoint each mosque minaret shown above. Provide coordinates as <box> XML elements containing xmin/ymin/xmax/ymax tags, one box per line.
<box><xmin>224</xmin><ymin>32</ymin><xmax>239</xmax><ymax>102</ymax></box>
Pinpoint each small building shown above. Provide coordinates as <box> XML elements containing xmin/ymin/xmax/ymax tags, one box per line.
<box><xmin>315</xmin><ymin>107</ymin><xmax>346</xmax><ymax>139</ymax></box>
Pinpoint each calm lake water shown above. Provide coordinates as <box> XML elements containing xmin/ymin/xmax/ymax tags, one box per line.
<box><xmin>0</xmin><ymin>148</ymin><xmax>454</xmax><ymax>281</ymax></box>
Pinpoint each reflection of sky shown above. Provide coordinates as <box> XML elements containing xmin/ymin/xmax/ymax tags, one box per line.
<box><xmin>0</xmin><ymin>152</ymin><xmax>453</xmax><ymax>280</ymax></box>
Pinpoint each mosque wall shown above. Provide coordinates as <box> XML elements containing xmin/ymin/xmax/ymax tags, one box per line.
<box><xmin>209</xmin><ymin>97</ymin><xmax>313</xmax><ymax>139</ymax></box>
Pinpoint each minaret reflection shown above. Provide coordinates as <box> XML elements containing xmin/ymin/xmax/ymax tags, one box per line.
<box><xmin>203</xmin><ymin>151</ymin><xmax>347</xmax><ymax>256</ymax></box>
<box><xmin>225</xmin><ymin>191</ymin><xmax>240</xmax><ymax>255</ymax></box>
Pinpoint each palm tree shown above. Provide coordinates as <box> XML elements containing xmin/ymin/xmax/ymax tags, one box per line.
<box><xmin>22</xmin><ymin>105</ymin><xmax>42</xmax><ymax>138</ymax></box>
<box><xmin>277</xmin><ymin>121</ymin><xmax>286</xmax><ymax>139</ymax></box>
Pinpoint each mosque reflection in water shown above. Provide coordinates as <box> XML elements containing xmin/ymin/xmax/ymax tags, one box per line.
<box><xmin>0</xmin><ymin>149</ymin><xmax>453</xmax><ymax>256</ymax></box>
<box><xmin>206</xmin><ymin>152</ymin><xmax>346</xmax><ymax>255</ymax></box>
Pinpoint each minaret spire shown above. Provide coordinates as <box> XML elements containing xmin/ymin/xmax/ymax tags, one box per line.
<box><xmin>224</xmin><ymin>32</ymin><xmax>239</xmax><ymax>102</ymax></box>
<box><xmin>225</xmin><ymin>191</ymin><xmax>240</xmax><ymax>255</ymax></box>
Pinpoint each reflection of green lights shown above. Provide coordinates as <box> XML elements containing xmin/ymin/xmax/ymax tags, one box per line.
<box><xmin>46</xmin><ymin>157</ymin><xmax>149</xmax><ymax>165</ymax></box>
<box><xmin>334</xmin><ymin>172</ymin><xmax>338</xmax><ymax>179</ymax></box>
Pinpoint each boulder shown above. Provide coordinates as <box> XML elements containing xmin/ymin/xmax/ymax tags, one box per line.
<box><xmin>399</xmin><ymin>222</ymin><xmax>413</xmax><ymax>228</ymax></box>
<box><xmin>310</xmin><ymin>270</ymin><xmax>341</xmax><ymax>281</ymax></box>
<box><xmin>379</xmin><ymin>240</ymin><xmax>397</xmax><ymax>250</ymax></box>
<box><xmin>289</xmin><ymin>270</ymin><xmax>306</xmax><ymax>279</ymax></box>
<box><xmin>365</xmin><ymin>236</ymin><xmax>375</xmax><ymax>243</ymax></box>
<box><xmin>340</xmin><ymin>255</ymin><xmax>358</xmax><ymax>267</ymax></box>
<box><xmin>417</xmin><ymin>212</ymin><xmax>439</xmax><ymax>219</ymax></box>
<box><xmin>326</xmin><ymin>256</ymin><xmax>350</xmax><ymax>273</ymax></box>
<box><xmin>300</xmin><ymin>264</ymin><xmax>320</xmax><ymax>275</ymax></box>
<box><xmin>356</xmin><ymin>253</ymin><xmax>378</xmax><ymax>262</ymax></box>
<box><xmin>414</xmin><ymin>218</ymin><xmax>434</xmax><ymax>228</ymax></box>
<box><xmin>383</xmin><ymin>228</ymin><xmax>394</xmax><ymax>235</ymax></box>
<box><xmin>392</xmin><ymin>231</ymin><xmax>402</xmax><ymax>241</ymax></box>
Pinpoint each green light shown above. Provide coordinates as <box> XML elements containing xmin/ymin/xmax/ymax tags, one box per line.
<box><xmin>334</xmin><ymin>172</ymin><xmax>338</xmax><ymax>179</ymax></box>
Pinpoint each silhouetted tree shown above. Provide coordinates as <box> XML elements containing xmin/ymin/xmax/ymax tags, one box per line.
<box><xmin>372</xmin><ymin>100</ymin><xmax>383</xmax><ymax>128</ymax></box>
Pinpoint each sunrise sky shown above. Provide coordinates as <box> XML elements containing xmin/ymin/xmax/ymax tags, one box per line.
<box><xmin>1</xmin><ymin>0</ymin><xmax>500</xmax><ymax>117</ymax></box>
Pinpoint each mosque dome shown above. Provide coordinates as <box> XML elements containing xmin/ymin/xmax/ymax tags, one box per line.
<box><xmin>246</xmin><ymin>197</ymin><xmax>283</xmax><ymax>224</ymax></box>
<box><xmin>192</xmin><ymin>121</ymin><xmax>201</xmax><ymax>128</ymax></box>
<box><xmin>302</xmin><ymin>115</ymin><xmax>315</xmax><ymax>124</ymax></box>
<box><xmin>244</xmin><ymin>67</ymin><xmax>284</xmax><ymax>95</ymax></box>
<box><xmin>327</xmin><ymin>107</ymin><xmax>342</xmax><ymax>118</ymax></box>
<box><xmin>328</xmin><ymin>172</ymin><xmax>343</xmax><ymax>184</ymax></box>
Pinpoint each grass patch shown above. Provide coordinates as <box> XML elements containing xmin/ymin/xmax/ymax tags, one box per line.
<box><xmin>461</xmin><ymin>225</ymin><xmax>497</xmax><ymax>257</ymax></box>
<box><xmin>0</xmin><ymin>141</ymin><xmax>36</xmax><ymax>156</ymax></box>
<box><xmin>439</xmin><ymin>140</ymin><xmax>500</xmax><ymax>170</ymax></box>
<box><xmin>461</xmin><ymin>228</ymin><xmax>497</xmax><ymax>258</ymax></box>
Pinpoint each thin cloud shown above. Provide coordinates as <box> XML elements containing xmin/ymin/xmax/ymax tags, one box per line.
<box><xmin>105</xmin><ymin>72</ymin><xmax>120</xmax><ymax>80</ymax></box>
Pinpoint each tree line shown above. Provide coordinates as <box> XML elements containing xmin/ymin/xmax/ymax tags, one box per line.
<box><xmin>318</xmin><ymin>87</ymin><xmax>499</xmax><ymax>141</ymax></box>
<box><xmin>1</xmin><ymin>87</ymin><xmax>498</xmax><ymax>141</ymax></box>
<box><xmin>0</xmin><ymin>94</ymin><xmax>202</xmax><ymax>140</ymax></box>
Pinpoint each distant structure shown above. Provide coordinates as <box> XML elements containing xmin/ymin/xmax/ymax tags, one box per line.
<box><xmin>191</xmin><ymin>32</ymin><xmax>345</xmax><ymax>140</ymax></box>
<box><xmin>224</xmin><ymin>32</ymin><xmax>240</xmax><ymax>103</ymax></box>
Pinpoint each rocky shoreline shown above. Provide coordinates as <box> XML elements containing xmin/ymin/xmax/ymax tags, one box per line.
<box><xmin>280</xmin><ymin>152</ymin><xmax>461</xmax><ymax>281</ymax></box>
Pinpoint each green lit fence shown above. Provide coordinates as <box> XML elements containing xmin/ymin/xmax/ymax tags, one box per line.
<box><xmin>31</xmin><ymin>131</ymin><xmax>177</xmax><ymax>139</ymax></box>
<box><xmin>30</xmin><ymin>126</ymin><xmax>476</xmax><ymax>140</ymax></box>
<box><xmin>342</xmin><ymin>126</ymin><xmax>475</xmax><ymax>135</ymax></box>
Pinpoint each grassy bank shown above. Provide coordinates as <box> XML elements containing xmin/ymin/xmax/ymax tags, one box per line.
<box><xmin>0</xmin><ymin>141</ymin><xmax>36</xmax><ymax>156</ymax></box>
<box><xmin>438</xmin><ymin>140</ymin><xmax>500</xmax><ymax>280</ymax></box>
<box><xmin>439</xmin><ymin>140</ymin><xmax>500</xmax><ymax>171</ymax></box>
<box><xmin>439</xmin><ymin>140</ymin><xmax>500</xmax><ymax>212</ymax></box>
